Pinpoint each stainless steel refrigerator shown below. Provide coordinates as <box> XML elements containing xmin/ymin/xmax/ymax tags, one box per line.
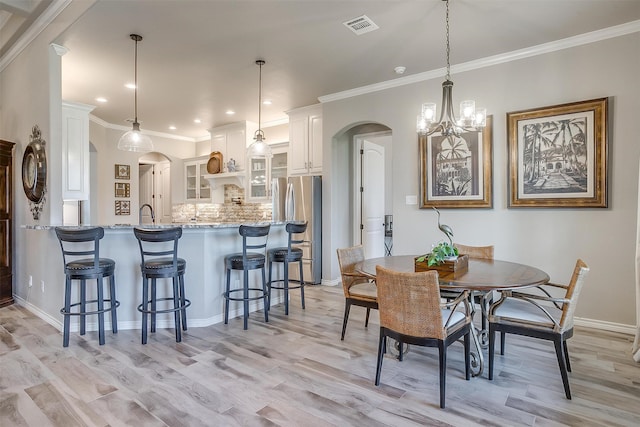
<box><xmin>272</xmin><ymin>175</ymin><xmax>322</xmax><ymax>284</ymax></box>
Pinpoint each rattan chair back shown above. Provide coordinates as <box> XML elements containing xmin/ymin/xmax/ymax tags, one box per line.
<box><xmin>453</xmin><ymin>243</ymin><xmax>494</xmax><ymax>260</ymax></box>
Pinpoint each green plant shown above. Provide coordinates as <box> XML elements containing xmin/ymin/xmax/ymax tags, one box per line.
<box><xmin>417</xmin><ymin>242</ymin><xmax>459</xmax><ymax>266</ymax></box>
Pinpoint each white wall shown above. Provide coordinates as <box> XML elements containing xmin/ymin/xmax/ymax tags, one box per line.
<box><xmin>323</xmin><ymin>33</ymin><xmax>640</xmax><ymax>328</ymax></box>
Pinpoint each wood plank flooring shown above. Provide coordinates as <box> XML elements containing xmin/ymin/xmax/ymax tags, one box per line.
<box><xmin>1</xmin><ymin>285</ymin><xmax>639</xmax><ymax>426</ymax></box>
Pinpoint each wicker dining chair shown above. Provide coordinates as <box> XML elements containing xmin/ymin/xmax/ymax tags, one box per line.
<box><xmin>336</xmin><ymin>245</ymin><xmax>378</xmax><ymax>340</ymax></box>
<box><xmin>488</xmin><ymin>259</ymin><xmax>589</xmax><ymax>399</ymax></box>
<box><xmin>374</xmin><ymin>266</ymin><xmax>472</xmax><ymax>409</ymax></box>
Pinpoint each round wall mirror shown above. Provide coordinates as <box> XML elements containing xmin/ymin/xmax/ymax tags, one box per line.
<box><xmin>22</xmin><ymin>125</ymin><xmax>47</xmax><ymax>203</ymax></box>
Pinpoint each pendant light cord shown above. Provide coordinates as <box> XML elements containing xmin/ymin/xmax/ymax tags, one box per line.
<box><xmin>134</xmin><ymin>37</ymin><xmax>138</xmax><ymax>123</ymax></box>
<box><xmin>445</xmin><ymin>0</ymin><xmax>451</xmax><ymax>81</ymax></box>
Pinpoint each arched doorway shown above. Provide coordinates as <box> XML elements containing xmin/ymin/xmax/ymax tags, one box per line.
<box><xmin>139</xmin><ymin>152</ymin><xmax>172</xmax><ymax>224</ymax></box>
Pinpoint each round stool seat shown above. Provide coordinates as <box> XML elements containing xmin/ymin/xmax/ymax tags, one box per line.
<box><xmin>225</xmin><ymin>252</ymin><xmax>266</xmax><ymax>270</ymax></box>
<box><xmin>141</xmin><ymin>257</ymin><xmax>186</xmax><ymax>277</ymax></box>
<box><xmin>268</xmin><ymin>247</ymin><xmax>303</xmax><ymax>263</ymax></box>
<box><xmin>65</xmin><ymin>258</ymin><xmax>115</xmax><ymax>276</ymax></box>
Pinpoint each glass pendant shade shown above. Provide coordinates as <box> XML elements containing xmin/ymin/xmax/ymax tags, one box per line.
<box><xmin>119</xmin><ymin>34</ymin><xmax>153</xmax><ymax>152</ymax></box>
<box><xmin>117</xmin><ymin>121</ymin><xmax>153</xmax><ymax>152</ymax></box>
<box><xmin>247</xmin><ymin>59</ymin><xmax>272</xmax><ymax>160</ymax></box>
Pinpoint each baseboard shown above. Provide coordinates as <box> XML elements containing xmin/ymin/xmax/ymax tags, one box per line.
<box><xmin>14</xmin><ymin>295</ymin><xmax>62</xmax><ymax>331</ymax></box>
<box><xmin>573</xmin><ymin>317</ymin><xmax>636</xmax><ymax>336</ymax></box>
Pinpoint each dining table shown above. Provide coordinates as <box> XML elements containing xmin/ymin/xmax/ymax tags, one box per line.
<box><xmin>353</xmin><ymin>255</ymin><xmax>550</xmax><ymax>376</ymax></box>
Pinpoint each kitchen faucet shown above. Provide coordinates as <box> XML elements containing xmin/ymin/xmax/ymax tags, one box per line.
<box><xmin>139</xmin><ymin>203</ymin><xmax>155</xmax><ymax>224</ymax></box>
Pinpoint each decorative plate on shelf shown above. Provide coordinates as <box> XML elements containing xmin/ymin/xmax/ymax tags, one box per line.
<box><xmin>207</xmin><ymin>151</ymin><xmax>223</xmax><ymax>174</ymax></box>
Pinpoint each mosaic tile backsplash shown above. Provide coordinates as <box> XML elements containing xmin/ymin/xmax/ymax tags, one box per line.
<box><xmin>172</xmin><ymin>184</ymin><xmax>272</xmax><ymax>223</ymax></box>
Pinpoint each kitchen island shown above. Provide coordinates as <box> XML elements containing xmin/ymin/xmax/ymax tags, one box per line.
<box><xmin>21</xmin><ymin>222</ymin><xmax>289</xmax><ymax>335</ymax></box>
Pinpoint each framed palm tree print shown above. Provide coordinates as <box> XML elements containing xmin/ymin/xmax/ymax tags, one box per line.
<box><xmin>419</xmin><ymin>116</ymin><xmax>493</xmax><ymax>208</ymax></box>
<box><xmin>507</xmin><ymin>98</ymin><xmax>608</xmax><ymax>208</ymax></box>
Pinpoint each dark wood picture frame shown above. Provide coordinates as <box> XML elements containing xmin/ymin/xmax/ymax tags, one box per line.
<box><xmin>115</xmin><ymin>164</ymin><xmax>130</xmax><ymax>180</ymax></box>
<box><xmin>114</xmin><ymin>182</ymin><xmax>130</xmax><ymax>198</ymax></box>
<box><xmin>419</xmin><ymin>115</ymin><xmax>493</xmax><ymax>208</ymax></box>
<box><xmin>507</xmin><ymin>98</ymin><xmax>608</xmax><ymax>208</ymax></box>
<box><xmin>115</xmin><ymin>200</ymin><xmax>130</xmax><ymax>215</ymax></box>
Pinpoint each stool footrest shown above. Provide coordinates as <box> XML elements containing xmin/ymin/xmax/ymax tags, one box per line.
<box><xmin>224</xmin><ymin>288</ymin><xmax>268</xmax><ymax>302</ymax></box>
<box><xmin>60</xmin><ymin>299</ymin><xmax>120</xmax><ymax>316</ymax></box>
<box><xmin>268</xmin><ymin>279</ymin><xmax>304</xmax><ymax>291</ymax></box>
<box><xmin>137</xmin><ymin>297</ymin><xmax>191</xmax><ymax>315</ymax></box>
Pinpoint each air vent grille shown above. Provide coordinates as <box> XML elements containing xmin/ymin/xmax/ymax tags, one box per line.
<box><xmin>343</xmin><ymin>15</ymin><xmax>379</xmax><ymax>35</ymax></box>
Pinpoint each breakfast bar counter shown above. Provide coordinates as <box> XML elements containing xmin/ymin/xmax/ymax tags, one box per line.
<box><xmin>22</xmin><ymin>222</ymin><xmax>288</xmax><ymax>334</ymax></box>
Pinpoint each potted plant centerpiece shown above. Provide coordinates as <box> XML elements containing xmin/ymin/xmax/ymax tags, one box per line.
<box><xmin>415</xmin><ymin>208</ymin><xmax>467</xmax><ymax>272</ymax></box>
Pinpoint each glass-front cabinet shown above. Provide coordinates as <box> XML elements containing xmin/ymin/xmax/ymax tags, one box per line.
<box><xmin>247</xmin><ymin>143</ymin><xmax>288</xmax><ymax>200</ymax></box>
<box><xmin>185</xmin><ymin>158</ymin><xmax>211</xmax><ymax>202</ymax></box>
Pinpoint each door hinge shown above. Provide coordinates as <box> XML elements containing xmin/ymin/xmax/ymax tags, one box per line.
<box><xmin>360</xmin><ymin>223</ymin><xmax>364</xmax><ymax>230</ymax></box>
<box><xmin>360</xmin><ymin>186</ymin><xmax>363</xmax><ymax>193</ymax></box>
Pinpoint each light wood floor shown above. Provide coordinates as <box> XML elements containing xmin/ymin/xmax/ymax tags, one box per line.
<box><xmin>1</xmin><ymin>285</ymin><xmax>639</xmax><ymax>426</ymax></box>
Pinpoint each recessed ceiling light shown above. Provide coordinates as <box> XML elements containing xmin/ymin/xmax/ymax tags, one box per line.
<box><xmin>226</xmin><ymin>110</ymin><xmax>235</xmax><ymax>115</ymax></box>
<box><xmin>262</xmin><ymin>100</ymin><xmax>272</xmax><ymax>105</ymax></box>
<box><xmin>125</xmin><ymin>83</ymin><xmax>136</xmax><ymax>89</ymax></box>
<box><xmin>169</xmin><ymin>125</ymin><xmax>177</xmax><ymax>130</ymax></box>
<box><xmin>394</xmin><ymin>66</ymin><xmax>406</xmax><ymax>75</ymax></box>
<box><xmin>194</xmin><ymin>118</ymin><xmax>202</xmax><ymax>124</ymax></box>
<box><xmin>95</xmin><ymin>97</ymin><xmax>108</xmax><ymax>103</ymax></box>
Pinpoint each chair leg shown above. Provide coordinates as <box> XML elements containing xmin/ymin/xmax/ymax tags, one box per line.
<box><xmin>261</xmin><ymin>266</ymin><xmax>269</xmax><ymax>323</ymax></box>
<box><xmin>299</xmin><ymin>259</ymin><xmax>305</xmax><ymax>309</ymax></box>
<box><xmin>365</xmin><ymin>308</ymin><xmax>371</xmax><ymax>328</ymax></box>
<box><xmin>97</xmin><ymin>275</ymin><xmax>105</xmax><ymax>345</ymax></box>
<box><xmin>141</xmin><ymin>276</ymin><xmax>149</xmax><ymax>345</ymax></box>
<box><xmin>563</xmin><ymin>340</ymin><xmax>572</xmax><ymax>372</ymax></box>
<box><xmin>224</xmin><ymin>269</ymin><xmax>231</xmax><ymax>324</ymax></box>
<box><xmin>267</xmin><ymin>260</ymin><xmax>273</xmax><ymax>311</ymax></box>
<box><xmin>500</xmin><ymin>331</ymin><xmax>506</xmax><ymax>355</ymax></box>
<box><xmin>464</xmin><ymin>329</ymin><xmax>471</xmax><ymax>380</ymax></box>
<box><xmin>438</xmin><ymin>341</ymin><xmax>447</xmax><ymax>409</ymax></box>
<box><xmin>374</xmin><ymin>330</ymin><xmax>386</xmax><ymax>386</ymax></box>
<box><xmin>341</xmin><ymin>300</ymin><xmax>351</xmax><ymax>340</ymax></box>
<box><xmin>283</xmin><ymin>261</ymin><xmax>289</xmax><ymax>315</ymax></box>
<box><xmin>243</xmin><ymin>268</ymin><xmax>249</xmax><ymax>330</ymax></box>
<box><xmin>173</xmin><ymin>277</ymin><xmax>182</xmax><ymax>342</ymax></box>
<box><xmin>488</xmin><ymin>325</ymin><xmax>495</xmax><ymax>380</ymax></box>
<box><xmin>179</xmin><ymin>274</ymin><xmax>188</xmax><ymax>331</ymax></box>
<box><xmin>80</xmin><ymin>279</ymin><xmax>86</xmax><ymax>336</ymax></box>
<box><xmin>150</xmin><ymin>278</ymin><xmax>157</xmax><ymax>333</ymax></box>
<box><xmin>63</xmin><ymin>277</ymin><xmax>72</xmax><ymax>347</ymax></box>
<box><xmin>554</xmin><ymin>337</ymin><xmax>572</xmax><ymax>399</ymax></box>
<box><xmin>110</xmin><ymin>275</ymin><xmax>118</xmax><ymax>333</ymax></box>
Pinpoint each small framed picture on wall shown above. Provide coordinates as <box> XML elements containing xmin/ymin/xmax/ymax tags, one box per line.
<box><xmin>115</xmin><ymin>164</ymin><xmax>130</xmax><ymax>180</ymax></box>
<box><xmin>115</xmin><ymin>200</ymin><xmax>130</xmax><ymax>215</ymax></box>
<box><xmin>115</xmin><ymin>182</ymin><xmax>130</xmax><ymax>198</ymax></box>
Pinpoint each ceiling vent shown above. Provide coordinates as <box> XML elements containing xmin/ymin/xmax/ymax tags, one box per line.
<box><xmin>343</xmin><ymin>15</ymin><xmax>379</xmax><ymax>35</ymax></box>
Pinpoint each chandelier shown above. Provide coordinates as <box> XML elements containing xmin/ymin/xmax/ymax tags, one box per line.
<box><xmin>118</xmin><ymin>34</ymin><xmax>153</xmax><ymax>152</ymax></box>
<box><xmin>416</xmin><ymin>0</ymin><xmax>485</xmax><ymax>137</ymax></box>
<box><xmin>246</xmin><ymin>59</ymin><xmax>273</xmax><ymax>159</ymax></box>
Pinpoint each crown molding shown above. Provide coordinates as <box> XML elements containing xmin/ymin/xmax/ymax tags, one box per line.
<box><xmin>89</xmin><ymin>114</ymin><xmax>196</xmax><ymax>142</ymax></box>
<box><xmin>0</xmin><ymin>0</ymin><xmax>72</xmax><ymax>72</ymax></box>
<box><xmin>319</xmin><ymin>20</ymin><xmax>640</xmax><ymax>104</ymax></box>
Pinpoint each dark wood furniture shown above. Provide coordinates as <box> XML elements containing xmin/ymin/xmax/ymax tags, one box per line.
<box><xmin>0</xmin><ymin>140</ymin><xmax>14</xmax><ymax>308</ymax></box>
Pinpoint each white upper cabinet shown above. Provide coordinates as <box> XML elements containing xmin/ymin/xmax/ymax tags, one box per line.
<box><xmin>209</xmin><ymin>121</ymin><xmax>258</xmax><ymax>172</ymax></box>
<box><xmin>184</xmin><ymin>156</ymin><xmax>211</xmax><ymax>202</ymax></box>
<box><xmin>287</xmin><ymin>104</ymin><xmax>322</xmax><ymax>176</ymax></box>
<box><xmin>246</xmin><ymin>142</ymin><xmax>288</xmax><ymax>201</ymax></box>
<box><xmin>62</xmin><ymin>100</ymin><xmax>95</xmax><ymax>200</ymax></box>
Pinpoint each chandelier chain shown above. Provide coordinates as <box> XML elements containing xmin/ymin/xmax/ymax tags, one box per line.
<box><xmin>445</xmin><ymin>0</ymin><xmax>450</xmax><ymax>81</ymax></box>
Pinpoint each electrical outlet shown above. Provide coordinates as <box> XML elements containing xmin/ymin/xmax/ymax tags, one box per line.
<box><xmin>41</xmin><ymin>280</ymin><xmax>45</xmax><ymax>293</ymax></box>
<box><xmin>28</xmin><ymin>275</ymin><xmax>33</xmax><ymax>287</ymax></box>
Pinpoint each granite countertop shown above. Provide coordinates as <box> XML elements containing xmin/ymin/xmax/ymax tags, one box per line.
<box><xmin>22</xmin><ymin>221</ymin><xmax>287</xmax><ymax>230</ymax></box>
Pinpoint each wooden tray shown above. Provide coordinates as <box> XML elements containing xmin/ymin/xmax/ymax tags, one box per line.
<box><xmin>415</xmin><ymin>254</ymin><xmax>469</xmax><ymax>273</ymax></box>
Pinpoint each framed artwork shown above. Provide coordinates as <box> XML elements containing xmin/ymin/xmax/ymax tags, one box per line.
<box><xmin>419</xmin><ymin>115</ymin><xmax>493</xmax><ymax>208</ymax></box>
<box><xmin>507</xmin><ymin>98</ymin><xmax>608</xmax><ymax>208</ymax></box>
<box><xmin>115</xmin><ymin>200</ymin><xmax>130</xmax><ymax>215</ymax></box>
<box><xmin>114</xmin><ymin>182</ymin><xmax>130</xmax><ymax>198</ymax></box>
<box><xmin>115</xmin><ymin>164</ymin><xmax>130</xmax><ymax>180</ymax></box>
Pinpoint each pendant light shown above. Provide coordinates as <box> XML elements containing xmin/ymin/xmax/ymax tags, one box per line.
<box><xmin>246</xmin><ymin>59</ymin><xmax>273</xmax><ymax>159</ymax></box>
<box><xmin>118</xmin><ymin>34</ymin><xmax>153</xmax><ymax>152</ymax></box>
<box><xmin>416</xmin><ymin>0</ymin><xmax>485</xmax><ymax>137</ymax></box>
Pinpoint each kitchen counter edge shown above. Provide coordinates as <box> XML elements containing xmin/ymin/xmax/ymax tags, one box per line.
<box><xmin>22</xmin><ymin>221</ymin><xmax>289</xmax><ymax>230</ymax></box>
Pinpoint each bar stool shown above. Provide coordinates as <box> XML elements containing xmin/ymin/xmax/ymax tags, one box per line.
<box><xmin>267</xmin><ymin>222</ymin><xmax>307</xmax><ymax>315</ymax></box>
<box><xmin>55</xmin><ymin>227</ymin><xmax>119</xmax><ymax>347</ymax></box>
<box><xmin>133</xmin><ymin>227</ymin><xmax>190</xmax><ymax>344</ymax></box>
<box><xmin>224</xmin><ymin>224</ymin><xmax>270</xmax><ymax>330</ymax></box>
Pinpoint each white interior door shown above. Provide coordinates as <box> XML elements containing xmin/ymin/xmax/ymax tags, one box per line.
<box><xmin>139</xmin><ymin>164</ymin><xmax>154</xmax><ymax>224</ymax></box>
<box><xmin>358</xmin><ymin>137</ymin><xmax>386</xmax><ymax>258</ymax></box>
<box><xmin>158</xmin><ymin>161</ymin><xmax>172</xmax><ymax>224</ymax></box>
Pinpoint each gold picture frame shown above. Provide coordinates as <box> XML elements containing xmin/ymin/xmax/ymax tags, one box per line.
<box><xmin>419</xmin><ymin>115</ymin><xmax>493</xmax><ymax>208</ymax></box>
<box><xmin>507</xmin><ymin>98</ymin><xmax>608</xmax><ymax>208</ymax></box>
<box><xmin>114</xmin><ymin>182</ymin><xmax>130</xmax><ymax>198</ymax></box>
<box><xmin>115</xmin><ymin>164</ymin><xmax>130</xmax><ymax>180</ymax></box>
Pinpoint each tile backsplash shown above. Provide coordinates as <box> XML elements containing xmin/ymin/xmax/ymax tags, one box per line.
<box><xmin>173</xmin><ymin>184</ymin><xmax>272</xmax><ymax>223</ymax></box>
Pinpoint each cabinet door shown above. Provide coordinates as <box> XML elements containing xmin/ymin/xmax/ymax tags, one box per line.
<box><xmin>308</xmin><ymin>114</ymin><xmax>323</xmax><ymax>174</ymax></box>
<box><xmin>210</xmin><ymin>133</ymin><xmax>226</xmax><ymax>159</ymax></box>
<box><xmin>185</xmin><ymin>162</ymin><xmax>198</xmax><ymax>201</ymax></box>
<box><xmin>198</xmin><ymin>162</ymin><xmax>211</xmax><ymax>200</ymax></box>
<box><xmin>62</xmin><ymin>102</ymin><xmax>94</xmax><ymax>200</ymax></box>
<box><xmin>289</xmin><ymin>115</ymin><xmax>308</xmax><ymax>175</ymax></box>
<box><xmin>248</xmin><ymin>157</ymin><xmax>268</xmax><ymax>199</ymax></box>
<box><xmin>226</xmin><ymin>128</ymin><xmax>247</xmax><ymax>171</ymax></box>
<box><xmin>271</xmin><ymin>151</ymin><xmax>287</xmax><ymax>179</ymax></box>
